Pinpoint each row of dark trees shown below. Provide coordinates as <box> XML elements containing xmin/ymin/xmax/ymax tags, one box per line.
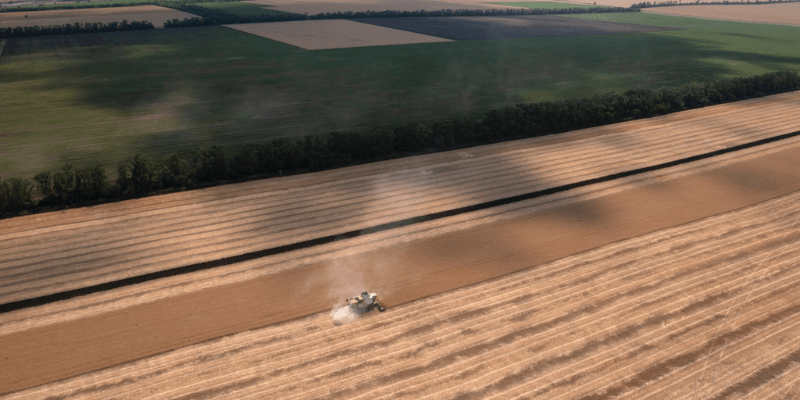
<box><xmin>0</xmin><ymin>177</ymin><xmax>34</xmax><ymax>212</ymax></box>
<box><xmin>631</xmin><ymin>0</ymin><xmax>799</xmax><ymax>7</ymax></box>
<box><xmin>2</xmin><ymin>71</ymin><xmax>799</xmax><ymax>216</ymax></box>
<box><xmin>164</xmin><ymin>5</ymin><xmax>637</xmax><ymax>27</ymax></box>
<box><xmin>0</xmin><ymin>20</ymin><xmax>154</xmax><ymax>39</ymax></box>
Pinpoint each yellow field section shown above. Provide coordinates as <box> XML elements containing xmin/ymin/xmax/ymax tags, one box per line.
<box><xmin>0</xmin><ymin>6</ymin><xmax>199</xmax><ymax>28</ymax></box>
<box><xmin>1</xmin><ymin>91</ymin><xmax>800</xmax><ymax>308</ymax></box>
<box><xmin>224</xmin><ymin>20</ymin><xmax>451</xmax><ymax>50</ymax></box>
<box><xmin>643</xmin><ymin>3</ymin><xmax>800</xmax><ymax>26</ymax></box>
<box><xmin>246</xmin><ymin>0</ymin><xmax>521</xmax><ymax>14</ymax></box>
<box><xmin>3</xmin><ymin>141</ymin><xmax>800</xmax><ymax>397</ymax></box>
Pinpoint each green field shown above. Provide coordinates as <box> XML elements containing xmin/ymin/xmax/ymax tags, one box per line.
<box><xmin>489</xmin><ymin>2</ymin><xmax>602</xmax><ymax>9</ymax></box>
<box><xmin>192</xmin><ymin>2</ymin><xmax>289</xmax><ymax>17</ymax></box>
<box><xmin>1</xmin><ymin>13</ymin><xmax>799</xmax><ymax>178</ymax></box>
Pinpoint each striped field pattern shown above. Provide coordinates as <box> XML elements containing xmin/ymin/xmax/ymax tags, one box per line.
<box><xmin>1</xmin><ymin>91</ymin><xmax>800</xmax><ymax>398</ymax></box>
<box><xmin>4</xmin><ymin>185</ymin><xmax>800</xmax><ymax>399</ymax></box>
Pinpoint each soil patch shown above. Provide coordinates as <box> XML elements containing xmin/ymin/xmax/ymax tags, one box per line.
<box><xmin>643</xmin><ymin>3</ymin><xmax>800</xmax><ymax>27</ymax></box>
<box><xmin>353</xmin><ymin>14</ymin><xmax>681</xmax><ymax>41</ymax></box>
<box><xmin>224</xmin><ymin>19</ymin><xmax>450</xmax><ymax>50</ymax></box>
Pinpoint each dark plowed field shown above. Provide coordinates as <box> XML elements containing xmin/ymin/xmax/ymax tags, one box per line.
<box><xmin>352</xmin><ymin>15</ymin><xmax>681</xmax><ymax>41</ymax></box>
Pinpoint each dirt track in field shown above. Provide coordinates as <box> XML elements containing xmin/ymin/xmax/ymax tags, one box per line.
<box><xmin>224</xmin><ymin>20</ymin><xmax>450</xmax><ymax>50</ymax></box>
<box><xmin>4</xmin><ymin>144</ymin><xmax>800</xmax><ymax>399</ymax></box>
<box><xmin>642</xmin><ymin>3</ymin><xmax>800</xmax><ymax>26</ymax></box>
<box><xmin>0</xmin><ymin>6</ymin><xmax>198</xmax><ymax>28</ymax></box>
<box><xmin>2</xmin><ymin>93</ymin><xmax>800</xmax><ymax>397</ymax></box>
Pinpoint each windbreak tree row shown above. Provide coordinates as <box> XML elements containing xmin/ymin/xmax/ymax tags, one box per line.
<box><xmin>2</xmin><ymin>70</ymin><xmax>799</xmax><ymax>217</ymax></box>
<box><xmin>0</xmin><ymin>20</ymin><xmax>154</xmax><ymax>39</ymax></box>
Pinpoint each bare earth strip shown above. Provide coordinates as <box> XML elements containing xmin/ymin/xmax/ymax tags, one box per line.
<box><xmin>2</xmin><ymin>144</ymin><xmax>800</xmax><ymax>398</ymax></box>
<box><xmin>246</xmin><ymin>0</ymin><xmax>523</xmax><ymax>15</ymax></box>
<box><xmin>223</xmin><ymin>20</ymin><xmax>450</xmax><ymax>50</ymax></box>
<box><xmin>1</xmin><ymin>91</ymin><xmax>799</xmax><ymax>308</ymax></box>
<box><xmin>642</xmin><ymin>3</ymin><xmax>800</xmax><ymax>27</ymax></box>
<box><xmin>0</xmin><ymin>6</ymin><xmax>199</xmax><ymax>28</ymax></box>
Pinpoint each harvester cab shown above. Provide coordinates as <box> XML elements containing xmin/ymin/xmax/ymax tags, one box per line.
<box><xmin>345</xmin><ymin>291</ymin><xmax>387</xmax><ymax>313</ymax></box>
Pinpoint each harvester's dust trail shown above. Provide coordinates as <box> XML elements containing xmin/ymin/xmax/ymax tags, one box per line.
<box><xmin>330</xmin><ymin>305</ymin><xmax>358</xmax><ymax>325</ymax></box>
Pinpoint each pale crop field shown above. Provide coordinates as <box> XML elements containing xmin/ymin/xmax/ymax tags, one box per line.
<box><xmin>224</xmin><ymin>20</ymin><xmax>451</xmax><ymax>50</ymax></box>
<box><xmin>643</xmin><ymin>2</ymin><xmax>800</xmax><ymax>27</ymax></box>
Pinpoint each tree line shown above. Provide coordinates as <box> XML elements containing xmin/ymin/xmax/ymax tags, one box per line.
<box><xmin>0</xmin><ymin>20</ymin><xmax>154</xmax><ymax>39</ymax></box>
<box><xmin>164</xmin><ymin>5</ymin><xmax>637</xmax><ymax>27</ymax></box>
<box><xmin>2</xmin><ymin>70</ymin><xmax>799</xmax><ymax>218</ymax></box>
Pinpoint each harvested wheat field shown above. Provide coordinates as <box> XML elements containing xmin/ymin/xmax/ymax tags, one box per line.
<box><xmin>0</xmin><ymin>6</ymin><xmax>198</xmax><ymax>28</ymax></box>
<box><xmin>224</xmin><ymin>20</ymin><xmax>450</xmax><ymax>50</ymax></box>
<box><xmin>2</xmin><ymin>92</ymin><xmax>800</xmax><ymax>397</ymax></box>
<box><xmin>246</xmin><ymin>0</ymin><xmax>522</xmax><ymax>15</ymax></box>
<box><xmin>642</xmin><ymin>3</ymin><xmax>800</xmax><ymax>26</ymax></box>
<box><xmin>3</xmin><ymin>130</ymin><xmax>800</xmax><ymax>398</ymax></box>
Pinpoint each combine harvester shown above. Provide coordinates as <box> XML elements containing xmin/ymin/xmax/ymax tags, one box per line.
<box><xmin>345</xmin><ymin>291</ymin><xmax>387</xmax><ymax>313</ymax></box>
<box><xmin>332</xmin><ymin>291</ymin><xmax>386</xmax><ymax>325</ymax></box>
